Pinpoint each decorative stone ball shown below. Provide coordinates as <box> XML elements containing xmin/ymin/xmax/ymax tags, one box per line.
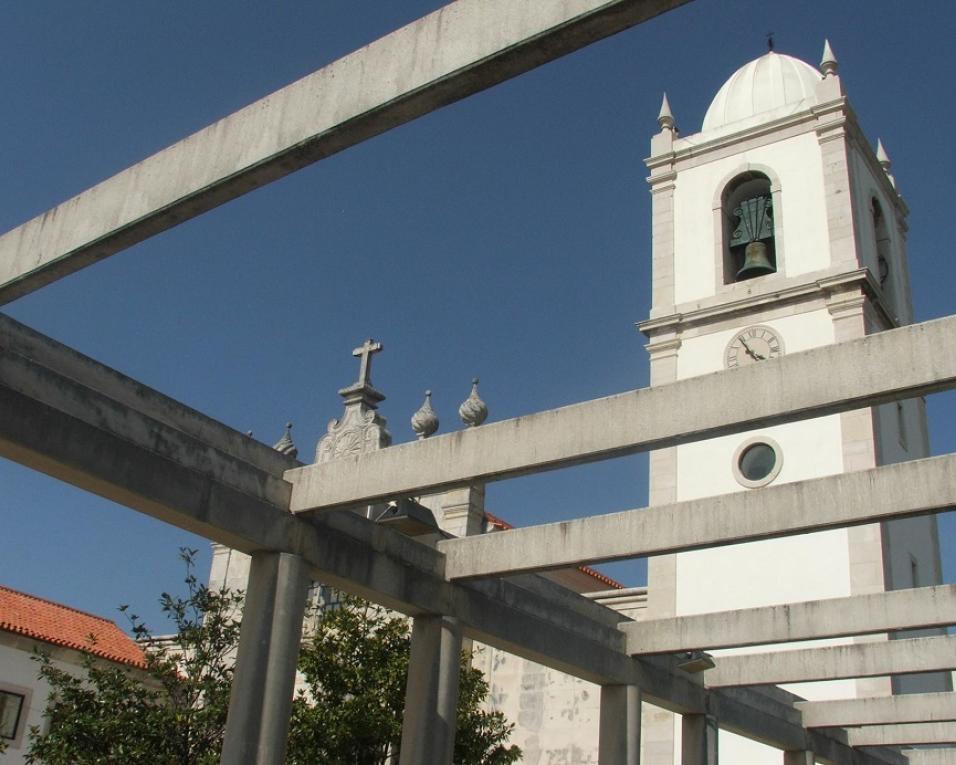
<box><xmin>458</xmin><ymin>378</ymin><xmax>488</xmax><ymax>428</ymax></box>
<box><xmin>411</xmin><ymin>391</ymin><xmax>439</xmax><ymax>440</ymax></box>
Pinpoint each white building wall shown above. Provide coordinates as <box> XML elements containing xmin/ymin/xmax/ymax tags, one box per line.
<box><xmin>473</xmin><ymin>645</ymin><xmax>601</xmax><ymax>765</ymax></box>
<box><xmin>672</xmin><ymin>132</ymin><xmax>830</xmax><ymax>305</ymax></box>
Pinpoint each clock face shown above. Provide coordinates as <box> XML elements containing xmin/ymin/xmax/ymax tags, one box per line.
<box><xmin>725</xmin><ymin>325</ymin><xmax>784</xmax><ymax>368</ymax></box>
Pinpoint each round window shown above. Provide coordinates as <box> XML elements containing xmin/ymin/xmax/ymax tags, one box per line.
<box><xmin>732</xmin><ymin>437</ymin><xmax>783</xmax><ymax>488</ymax></box>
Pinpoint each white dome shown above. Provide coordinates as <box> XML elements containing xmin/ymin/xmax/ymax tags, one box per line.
<box><xmin>702</xmin><ymin>52</ymin><xmax>821</xmax><ymax>132</ymax></box>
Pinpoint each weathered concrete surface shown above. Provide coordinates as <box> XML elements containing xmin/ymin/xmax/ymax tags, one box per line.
<box><xmin>599</xmin><ymin>685</ymin><xmax>641</xmax><ymax>764</ymax></box>
<box><xmin>439</xmin><ymin>455</ymin><xmax>956</xmax><ymax>578</ymax></box>
<box><xmin>623</xmin><ymin>585</ymin><xmax>956</xmax><ymax>654</ymax></box>
<box><xmin>0</xmin><ymin>317</ymin><xmax>293</xmax><ymax>512</ymax></box>
<box><xmin>0</xmin><ymin>313</ymin><xmax>292</xmax><ymax>476</ymax></box>
<box><xmin>0</xmin><ymin>317</ymin><xmax>917</xmax><ymax>764</ymax></box>
<box><xmin>0</xmin><ymin>379</ymin><xmax>637</xmax><ymax>685</ymax></box>
<box><xmin>848</xmin><ymin>723</ymin><xmax>956</xmax><ymax>747</ymax></box>
<box><xmin>221</xmin><ymin>552</ymin><xmax>309</xmax><ymax>765</ymax></box>
<box><xmin>706</xmin><ymin>635</ymin><xmax>956</xmax><ymax>687</ymax></box>
<box><xmin>0</xmin><ymin>0</ymin><xmax>687</xmax><ymax>304</ymax></box>
<box><xmin>288</xmin><ymin>316</ymin><xmax>956</xmax><ymax>512</ymax></box>
<box><xmin>797</xmin><ymin>691</ymin><xmax>956</xmax><ymax>727</ymax></box>
<box><xmin>0</xmin><ymin>370</ymin><xmax>904</xmax><ymax>765</ymax></box>
<box><xmin>901</xmin><ymin>750</ymin><xmax>956</xmax><ymax>765</ymax></box>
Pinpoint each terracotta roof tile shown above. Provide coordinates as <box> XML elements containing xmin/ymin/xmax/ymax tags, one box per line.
<box><xmin>482</xmin><ymin>512</ymin><xmax>623</xmax><ymax>590</ymax></box>
<box><xmin>0</xmin><ymin>585</ymin><xmax>146</xmax><ymax>668</ymax></box>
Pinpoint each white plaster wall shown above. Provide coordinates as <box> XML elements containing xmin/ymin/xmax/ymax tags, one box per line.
<box><xmin>0</xmin><ymin>643</ymin><xmax>42</xmax><ymax>764</ymax></box>
<box><xmin>208</xmin><ymin>544</ymin><xmax>252</xmax><ymax>595</ymax></box>
<box><xmin>672</xmin><ymin>132</ymin><xmax>830</xmax><ymax>305</ymax></box>
<box><xmin>671</xmin><ymin>308</ymin><xmax>857</xmax><ymax>706</ymax></box>
<box><xmin>676</xmin><ymin>311</ymin><xmax>835</xmax><ymax>380</ymax></box>
<box><xmin>0</xmin><ymin>641</ymin><xmax>88</xmax><ymax>765</ymax></box>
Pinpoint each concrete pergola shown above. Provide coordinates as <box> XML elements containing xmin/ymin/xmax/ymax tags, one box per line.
<box><xmin>1</xmin><ymin>1</ymin><xmax>953</xmax><ymax>763</ymax></box>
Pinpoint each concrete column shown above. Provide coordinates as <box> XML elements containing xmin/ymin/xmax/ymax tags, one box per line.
<box><xmin>220</xmin><ymin>551</ymin><xmax>310</xmax><ymax>765</ymax></box>
<box><xmin>399</xmin><ymin>615</ymin><xmax>463</xmax><ymax>765</ymax></box>
<box><xmin>681</xmin><ymin>714</ymin><xmax>718</xmax><ymax>765</ymax></box>
<box><xmin>599</xmin><ymin>684</ymin><xmax>642</xmax><ymax>764</ymax></box>
<box><xmin>784</xmin><ymin>751</ymin><xmax>815</xmax><ymax>765</ymax></box>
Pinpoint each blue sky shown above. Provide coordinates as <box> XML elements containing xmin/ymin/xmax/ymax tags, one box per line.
<box><xmin>2</xmin><ymin>1</ymin><xmax>955</xmax><ymax>631</ymax></box>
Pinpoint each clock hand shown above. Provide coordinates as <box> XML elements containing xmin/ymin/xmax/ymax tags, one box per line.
<box><xmin>739</xmin><ymin>338</ymin><xmax>766</xmax><ymax>361</ymax></box>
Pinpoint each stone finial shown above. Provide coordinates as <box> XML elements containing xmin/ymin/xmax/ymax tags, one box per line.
<box><xmin>876</xmin><ymin>139</ymin><xmax>891</xmax><ymax>170</ymax></box>
<box><xmin>820</xmin><ymin>39</ymin><xmax>838</xmax><ymax>78</ymax></box>
<box><xmin>273</xmin><ymin>422</ymin><xmax>298</xmax><ymax>459</ymax></box>
<box><xmin>411</xmin><ymin>390</ymin><xmax>439</xmax><ymax>440</ymax></box>
<box><xmin>876</xmin><ymin>139</ymin><xmax>896</xmax><ymax>189</ymax></box>
<box><xmin>657</xmin><ymin>93</ymin><xmax>676</xmax><ymax>133</ymax></box>
<box><xmin>458</xmin><ymin>378</ymin><xmax>488</xmax><ymax>428</ymax></box>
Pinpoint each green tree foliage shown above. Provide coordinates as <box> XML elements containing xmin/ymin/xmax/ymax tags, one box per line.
<box><xmin>287</xmin><ymin>595</ymin><xmax>521</xmax><ymax>765</ymax></box>
<box><xmin>27</xmin><ymin>549</ymin><xmax>241</xmax><ymax>765</ymax></box>
<box><xmin>27</xmin><ymin>554</ymin><xmax>520</xmax><ymax>765</ymax></box>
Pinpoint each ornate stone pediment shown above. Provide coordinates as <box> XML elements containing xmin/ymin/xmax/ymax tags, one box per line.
<box><xmin>316</xmin><ymin>405</ymin><xmax>391</xmax><ymax>463</ymax></box>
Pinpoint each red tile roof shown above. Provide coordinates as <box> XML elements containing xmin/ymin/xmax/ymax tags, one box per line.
<box><xmin>0</xmin><ymin>585</ymin><xmax>146</xmax><ymax>668</ymax></box>
<box><xmin>483</xmin><ymin>512</ymin><xmax>624</xmax><ymax>590</ymax></box>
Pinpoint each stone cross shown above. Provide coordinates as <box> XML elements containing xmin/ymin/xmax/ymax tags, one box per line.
<box><xmin>352</xmin><ymin>338</ymin><xmax>382</xmax><ymax>387</ymax></box>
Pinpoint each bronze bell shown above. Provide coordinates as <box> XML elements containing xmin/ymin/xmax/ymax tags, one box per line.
<box><xmin>736</xmin><ymin>241</ymin><xmax>775</xmax><ymax>280</ymax></box>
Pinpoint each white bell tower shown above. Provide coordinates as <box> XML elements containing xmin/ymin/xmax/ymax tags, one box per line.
<box><xmin>639</xmin><ymin>42</ymin><xmax>947</xmax><ymax>764</ymax></box>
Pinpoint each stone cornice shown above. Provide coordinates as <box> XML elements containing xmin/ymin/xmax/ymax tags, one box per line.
<box><xmin>645</xmin><ymin>96</ymin><xmax>848</xmax><ymax>171</ymax></box>
<box><xmin>638</xmin><ymin>268</ymin><xmax>898</xmax><ymax>337</ymax></box>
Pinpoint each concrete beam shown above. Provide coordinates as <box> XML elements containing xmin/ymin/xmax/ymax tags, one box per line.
<box><xmin>797</xmin><ymin>692</ymin><xmax>956</xmax><ymax>727</ymax></box>
<box><xmin>0</xmin><ymin>313</ymin><xmax>292</xmax><ymax>476</ymax></box>
<box><xmin>698</xmin><ymin>684</ymin><xmax>906</xmax><ymax>765</ymax></box>
<box><xmin>439</xmin><ymin>455</ymin><xmax>956</xmax><ymax>578</ymax></box>
<box><xmin>0</xmin><ymin>386</ymin><xmax>904</xmax><ymax>765</ymax></box>
<box><xmin>0</xmin><ymin>0</ymin><xmax>687</xmax><ymax>304</ymax></box>
<box><xmin>901</xmin><ymin>750</ymin><xmax>956</xmax><ymax>765</ymax></box>
<box><xmin>0</xmin><ymin>319</ymin><xmax>912</xmax><ymax>765</ymax></box>
<box><xmin>706</xmin><ymin>636</ymin><xmax>956</xmax><ymax>688</ymax></box>
<box><xmin>0</xmin><ymin>371</ymin><xmax>641</xmax><ymax>685</ymax></box>
<box><xmin>622</xmin><ymin>586</ymin><xmax>956</xmax><ymax>654</ymax></box>
<box><xmin>288</xmin><ymin>316</ymin><xmax>956</xmax><ymax>512</ymax></box>
<box><xmin>0</xmin><ymin>323</ymin><xmax>293</xmax><ymax>513</ymax></box>
<box><xmin>848</xmin><ymin>723</ymin><xmax>956</xmax><ymax>747</ymax></box>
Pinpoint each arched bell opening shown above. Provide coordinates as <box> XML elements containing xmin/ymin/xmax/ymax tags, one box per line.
<box><xmin>722</xmin><ymin>172</ymin><xmax>777</xmax><ymax>283</ymax></box>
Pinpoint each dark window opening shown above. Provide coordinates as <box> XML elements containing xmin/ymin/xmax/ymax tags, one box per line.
<box><xmin>0</xmin><ymin>690</ymin><xmax>25</xmax><ymax>740</ymax></box>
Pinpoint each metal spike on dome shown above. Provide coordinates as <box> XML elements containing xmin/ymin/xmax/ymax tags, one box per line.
<box><xmin>820</xmin><ymin>39</ymin><xmax>838</xmax><ymax>77</ymax></box>
<box><xmin>411</xmin><ymin>390</ymin><xmax>439</xmax><ymax>440</ymax></box>
<box><xmin>459</xmin><ymin>378</ymin><xmax>488</xmax><ymax>428</ymax></box>
<box><xmin>657</xmin><ymin>93</ymin><xmax>676</xmax><ymax>132</ymax></box>
<box><xmin>273</xmin><ymin>422</ymin><xmax>298</xmax><ymax>459</ymax></box>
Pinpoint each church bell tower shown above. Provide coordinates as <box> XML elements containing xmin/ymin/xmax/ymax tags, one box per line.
<box><xmin>638</xmin><ymin>42</ymin><xmax>946</xmax><ymax>764</ymax></box>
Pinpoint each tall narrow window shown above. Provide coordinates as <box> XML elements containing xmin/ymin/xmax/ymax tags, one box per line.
<box><xmin>871</xmin><ymin>197</ymin><xmax>891</xmax><ymax>287</ymax></box>
<box><xmin>723</xmin><ymin>173</ymin><xmax>776</xmax><ymax>283</ymax></box>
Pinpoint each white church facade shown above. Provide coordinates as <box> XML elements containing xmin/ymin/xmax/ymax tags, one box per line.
<box><xmin>638</xmin><ymin>42</ymin><xmax>947</xmax><ymax>764</ymax></box>
<box><xmin>208</xmin><ymin>42</ymin><xmax>946</xmax><ymax>764</ymax></box>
